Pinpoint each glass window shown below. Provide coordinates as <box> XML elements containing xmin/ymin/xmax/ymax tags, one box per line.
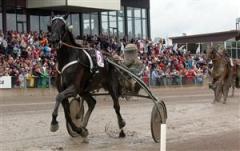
<box><xmin>142</xmin><ymin>9</ymin><xmax>147</xmax><ymax>18</ymax></box>
<box><xmin>40</xmin><ymin>16</ymin><xmax>50</xmax><ymax>32</ymax></box>
<box><xmin>71</xmin><ymin>14</ymin><xmax>80</xmax><ymax>37</ymax></box>
<box><xmin>226</xmin><ymin>42</ymin><xmax>231</xmax><ymax>49</ymax></box>
<box><xmin>118</xmin><ymin>7</ymin><xmax>124</xmax><ymax>17</ymax></box>
<box><xmin>83</xmin><ymin>14</ymin><xmax>90</xmax><ymax>35</ymax></box>
<box><xmin>128</xmin><ymin>18</ymin><xmax>133</xmax><ymax>39</ymax></box>
<box><xmin>7</xmin><ymin>13</ymin><xmax>16</xmax><ymax>31</ymax></box>
<box><xmin>101</xmin><ymin>12</ymin><xmax>108</xmax><ymax>34</ymax></box>
<box><xmin>91</xmin><ymin>13</ymin><xmax>99</xmax><ymax>35</ymax></box>
<box><xmin>142</xmin><ymin>19</ymin><xmax>147</xmax><ymax>39</ymax></box>
<box><xmin>127</xmin><ymin>7</ymin><xmax>133</xmax><ymax>17</ymax></box>
<box><xmin>30</xmin><ymin>15</ymin><xmax>39</xmax><ymax>32</ymax></box>
<box><xmin>232</xmin><ymin>49</ymin><xmax>237</xmax><ymax>58</ymax></box>
<box><xmin>17</xmin><ymin>14</ymin><xmax>26</xmax><ymax>22</ymax></box>
<box><xmin>118</xmin><ymin>16</ymin><xmax>124</xmax><ymax>38</ymax></box>
<box><xmin>227</xmin><ymin>49</ymin><xmax>232</xmax><ymax>57</ymax></box>
<box><xmin>237</xmin><ymin>41</ymin><xmax>240</xmax><ymax>48</ymax></box>
<box><xmin>232</xmin><ymin>42</ymin><xmax>236</xmax><ymax>48</ymax></box>
<box><xmin>0</xmin><ymin>13</ymin><xmax>2</xmax><ymax>31</ymax></box>
<box><xmin>135</xmin><ymin>18</ymin><xmax>141</xmax><ymax>38</ymax></box>
<box><xmin>109</xmin><ymin>11</ymin><xmax>116</xmax><ymax>16</ymax></box>
<box><xmin>109</xmin><ymin>15</ymin><xmax>117</xmax><ymax>28</ymax></box>
<box><xmin>134</xmin><ymin>8</ymin><xmax>141</xmax><ymax>18</ymax></box>
<box><xmin>237</xmin><ymin>49</ymin><xmax>240</xmax><ymax>59</ymax></box>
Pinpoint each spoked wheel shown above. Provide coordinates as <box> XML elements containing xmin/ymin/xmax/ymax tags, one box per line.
<box><xmin>66</xmin><ymin>97</ymin><xmax>85</xmax><ymax>137</ymax></box>
<box><xmin>151</xmin><ymin>103</ymin><xmax>165</xmax><ymax>143</ymax></box>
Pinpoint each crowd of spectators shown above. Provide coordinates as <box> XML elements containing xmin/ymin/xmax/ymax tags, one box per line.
<box><xmin>0</xmin><ymin>30</ymin><xmax>56</xmax><ymax>88</ymax></box>
<box><xmin>0</xmin><ymin>30</ymin><xmax>208</xmax><ymax>88</ymax></box>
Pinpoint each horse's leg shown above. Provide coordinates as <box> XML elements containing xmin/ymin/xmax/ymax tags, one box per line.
<box><xmin>212</xmin><ymin>88</ymin><xmax>217</xmax><ymax>104</ymax></box>
<box><xmin>231</xmin><ymin>81</ymin><xmax>235</xmax><ymax>97</ymax></box>
<box><xmin>109</xmin><ymin>91</ymin><xmax>126</xmax><ymax>138</ymax></box>
<box><xmin>79</xmin><ymin>93</ymin><xmax>96</xmax><ymax>137</ymax></box>
<box><xmin>50</xmin><ymin>85</ymin><xmax>77</xmax><ymax>132</ymax></box>
<box><xmin>214</xmin><ymin>81</ymin><xmax>222</xmax><ymax>103</ymax></box>
<box><xmin>217</xmin><ymin>83</ymin><xmax>223</xmax><ymax>102</ymax></box>
<box><xmin>223</xmin><ymin>84</ymin><xmax>230</xmax><ymax>104</ymax></box>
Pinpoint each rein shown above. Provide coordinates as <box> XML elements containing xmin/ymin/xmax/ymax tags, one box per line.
<box><xmin>60</xmin><ymin>41</ymin><xmax>112</xmax><ymax>57</ymax></box>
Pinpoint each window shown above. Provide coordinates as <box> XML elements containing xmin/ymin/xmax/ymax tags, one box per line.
<box><xmin>7</xmin><ymin>13</ymin><xmax>16</xmax><ymax>31</ymax></box>
<box><xmin>40</xmin><ymin>16</ymin><xmax>50</xmax><ymax>32</ymax></box>
<box><xmin>91</xmin><ymin>13</ymin><xmax>99</xmax><ymax>35</ymax></box>
<box><xmin>17</xmin><ymin>14</ymin><xmax>26</xmax><ymax>22</ymax></box>
<box><xmin>30</xmin><ymin>15</ymin><xmax>39</xmax><ymax>32</ymax></box>
<box><xmin>142</xmin><ymin>9</ymin><xmax>147</xmax><ymax>19</ymax></box>
<box><xmin>118</xmin><ymin>14</ymin><xmax>124</xmax><ymax>38</ymax></box>
<box><xmin>134</xmin><ymin>8</ymin><xmax>141</xmax><ymax>18</ymax></box>
<box><xmin>135</xmin><ymin>18</ymin><xmax>141</xmax><ymax>38</ymax></box>
<box><xmin>83</xmin><ymin>14</ymin><xmax>90</xmax><ymax>35</ymax></box>
<box><xmin>0</xmin><ymin>13</ymin><xmax>2</xmax><ymax>31</ymax></box>
<box><xmin>16</xmin><ymin>14</ymin><xmax>26</xmax><ymax>32</ymax></box>
<box><xmin>126</xmin><ymin>7</ymin><xmax>148</xmax><ymax>39</ymax></box>
<box><xmin>127</xmin><ymin>7</ymin><xmax>133</xmax><ymax>17</ymax></box>
<box><xmin>237</xmin><ymin>41</ymin><xmax>240</xmax><ymax>48</ymax></box>
<box><xmin>232</xmin><ymin>49</ymin><xmax>237</xmax><ymax>58</ymax></box>
<box><xmin>142</xmin><ymin>19</ymin><xmax>147</xmax><ymax>39</ymax></box>
<box><xmin>227</xmin><ymin>49</ymin><xmax>232</xmax><ymax>57</ymax></box>
<box><xmin>127</xmin><ymin>7</ymin><xmax>134</xmax><ymax>39</ymax></box>
<box><xmin>71</xmin><ymin>14</ymin><xmax>80</xmax><ymax>37</ymax></box>
<box><xmin>127</xmin><ymin>18</ymin><xmax>133</xmax><ymax>39</ymax></box>
<box><xmin>101</xmin><ymin>12</ymin><xmax>108</xmax><ymax>34</ymax></box>
<box><xmin>237</xmin><ymin>49</ymin><xmax>240</xmax><ymax>59</ymax></box>
<box><xmin>232</xmin><ymin>42</ymin><xmax>236</xmax><ymax>48</ymax></box>
<box><xmin>109</xmin><ymin>11</ymin><xmax>117</xmax><ymax>36</ymax></box>
<box><xmin>226</xmin><ymin>42</ymin><xmax>231</xmax><ymax>49</ymax></box>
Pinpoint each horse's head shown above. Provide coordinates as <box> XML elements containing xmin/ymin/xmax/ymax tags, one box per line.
<box><xmin>48</xmin><ymin>14</ymin><xmax>69</xmax><ymax>48</ymax></box>
<box><xmin>206</xmin><ymin>46</ymin><xmax>218</xmax><ymax>62</ymax></box>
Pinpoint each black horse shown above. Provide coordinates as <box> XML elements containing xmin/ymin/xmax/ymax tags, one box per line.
<box><xmin>48</xmin><ymin>14</ymin><xmax>126</xmax><ymax>138</ymax></box>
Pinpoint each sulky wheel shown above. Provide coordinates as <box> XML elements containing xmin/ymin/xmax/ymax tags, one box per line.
<box><xmin>66</xmin><ymin>98</ymin><xmax>85</xmax><ymax>137</ymax></box>
<box><xmin>151</xmin><ymin>103</ymin><xmax>164</xmax><ymax>143</ymax></box>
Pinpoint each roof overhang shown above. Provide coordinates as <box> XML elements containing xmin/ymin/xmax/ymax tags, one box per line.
<box><xmin>170</xmin><ymin>30</ymin><xmax>240</xmax><ymax>44</ymax></box>
<box><xmin>27</xmin><ymin>0</ymin><xmax>121</xmax><ymax>11</ymax></box>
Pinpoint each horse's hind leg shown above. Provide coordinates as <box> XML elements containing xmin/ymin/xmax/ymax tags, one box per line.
<box><xmin>231</xmin><ymin>82</ymin><xmax>235</xmax><ymax>97</ymax></box>
<box><xmin>214</xmin><ymin>81</ymin><xmax>223</xmax><ymax>103</ymax></box>
<box><xmin>110</xmin><ymin>92</ymin><xmax>126</xmax><ymax>138</ymax></box>
<box><xmin>50</xmin><ymin>85</ymin><xmax>77</xmax><ymax>132</ymax></box>
<box><xmin>223</xmin><ymin>84</ymin><xmax>230</xmax><ymax>104</ymax></box>
<box><xmin>80</xmin><ymin>93</ymin><xmax>96</xmax><ymax>137</ymax></box>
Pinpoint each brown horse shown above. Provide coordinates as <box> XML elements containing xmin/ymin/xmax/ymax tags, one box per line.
<box><xmin>207</xmin><ymin>47</ymin><xmax>233</xmax><ymax>104</ymax></box>
<box><xmin>231</xmin><ymin>60</ymin><xmax>240</xmax><ymax>96</ymax></box>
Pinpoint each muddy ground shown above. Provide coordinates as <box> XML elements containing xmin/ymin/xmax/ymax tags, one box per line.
<box><xmin>0</xmin><ymin>86</ymin><xmax>240</xmax><ymax>151</ymax></box>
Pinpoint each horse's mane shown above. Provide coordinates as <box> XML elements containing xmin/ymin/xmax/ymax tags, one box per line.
<box><xmin>66</xmin><ymin>29</ymin><xmax>83</xmax><ymax>48</ymax></box>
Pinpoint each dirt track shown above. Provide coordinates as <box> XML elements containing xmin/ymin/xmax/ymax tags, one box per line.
<box><xmin>0</xmin><ymin>86</ymin><xmax>240</xmax><ymax>151</ymax></box>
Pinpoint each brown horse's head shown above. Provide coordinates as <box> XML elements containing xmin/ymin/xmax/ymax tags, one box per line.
<box><xmin>206</xmin><ymin>47</ymin><xmax>218</xmax><ymax>61</ymax></box>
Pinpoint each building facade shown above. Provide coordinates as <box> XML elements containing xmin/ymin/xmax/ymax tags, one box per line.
<box><xmin>0</xmin><ymin>0</ymin><xmax>150</xmax><ymax>39</ymax></box>
<box><xmin>170</xmin><ymin>30</ymin><xmax>240</xmax><ymax>59</ymax></box>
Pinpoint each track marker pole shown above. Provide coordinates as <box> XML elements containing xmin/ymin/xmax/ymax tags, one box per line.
<box><xmin>160</xmin><ymin>124</ymin><xmax>166</xmax><ymax>151</ymax></box>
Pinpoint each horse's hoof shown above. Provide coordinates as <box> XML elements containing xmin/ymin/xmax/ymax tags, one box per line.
<box><xmin>50</xmin><ymin>123</ymin><xmax>59</xmax><ymax>132</ymax></box>
<box><xmin>81</xmin><ymin>128</ymin><xmax>89</xmax><ymax>137</ymax></box>
<box><xmin>119</xmin><ymin>130</ymin><xmax>126</xmax><ymax>138</ymax></box>
<box><xmin>223</xmin><ymin>102</ymin><xmax>226</xmax><ymax>104</ymax></box>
